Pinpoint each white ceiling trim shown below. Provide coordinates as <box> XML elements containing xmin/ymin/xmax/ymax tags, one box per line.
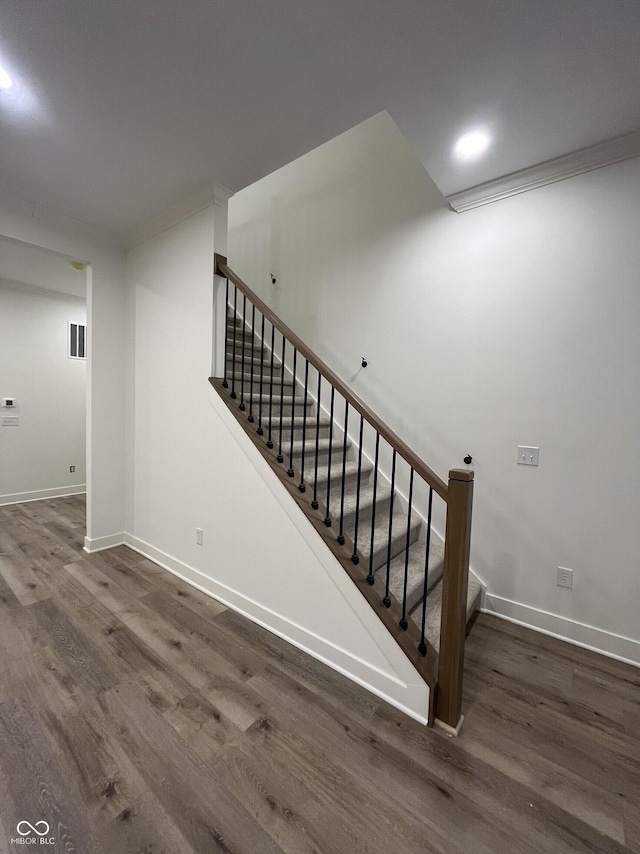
<box><xmin>446</xmin><ymin>129</ymin><xmax>640</xmax><ymax>213</ymax></box>
<box><xmin>126</xmin><ymin>181</ymin><xmax>233</xmax><ymax>251</ymax></box>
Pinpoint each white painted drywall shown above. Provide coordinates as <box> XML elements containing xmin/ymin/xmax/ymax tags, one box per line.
<box><xmin>0</xmin><ymin>279</ymin><xmax>86</xmax><ymax>503</ymax></box>
<box><xmin>0</xmin><ymin>199</ymin><xmax>128</xmax><ymax>542</ymax></box>
<box><xmin>228</xmin><ymin>111</ymin><xmax>640</xmax><ymax>664</ymax></box>
<box><xmin>126</xmin><ymin>205</ymin><xmax>431</xmax><ymax>721</ymax></box>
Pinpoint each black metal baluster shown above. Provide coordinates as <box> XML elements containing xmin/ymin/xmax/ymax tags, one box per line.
<box><xmin>366</xmin><ymin>433</ymin><xmax>380</xmax><ymax>586</ymax></box>
<box><xmin>337</xmin><ymin>402</ymin><xmax>349</xmax><ymax>545</ymax></box>
<box><xmin>266</xmin><ymin>325</ymin><xmax>276</xmax><ymax>449</ymax></box>
<box><xmin>383</xmin><ymin>449</ymin><xmax>397</xmax><ymax>607</ymax></box>
<box><xmin>276</xmin><ymin>337</ymin><xmax>286</xmax><ymax>463</ymax></box>
<box><xmin>257</xmin><ymin>314</ymin><xmax>265</xmax><ymax>436</ymax></box>
<box><xmin>230</xmin><ymin>285</ymin><xmax>238</xmax><ymax>399</ymax></box>
<box><xmin>299</xmin><ymin>360</ymin><xmax>309</xmax><ymax>492</ymax></box>
<box><xmin>351</xmin><ymin>414</ymin><xmax>364</xmax><ymax>564</ymax></box>
<box><xmin>418</xmin><ymin>487</ymin><xmax>434</xmax><ymax>656</ymax></box>
<box><xmin>222</xmin><ymin>277</ymin><xmax>230</xmax><ymax>388</ymax></box>
<box><xmin>239</xmin><ymin>295</ymin><xmax>247</xmax><ymax>410</ymax></box>
<box><xmin>323</xmin><ymin>387</ymin><xmax>336</xmax><ymax>526</ymax></box>
<box><xmin>311</xmin><ymin>372</ymin><xmax>322</xmax><ymax>510</ymax></box>
<box><xmin>248</xmin><ymin>304</ymin><xmax>256</xmax><ymax>422</ymax></box>
<box><xmin>287</xmin><ymin>348</ymin><xmax>298</xmax><ymax>476</ymax></box>
<box><xmin>399</xmin><ymin>467</ymin><xmax>414</xmax><ymax>630</ymax></box>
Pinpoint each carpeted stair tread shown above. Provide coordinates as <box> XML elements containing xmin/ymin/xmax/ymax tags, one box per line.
<box><xmin>230</xmin><ymin>378</ymin><xmax>290</xmax><ymax>395</ymax></box>
<box><xmin>227</xmin><ymin>363</ymin><xmax>293</xmax><ymax>382</ymax></box>
<box><xmin>409</xmin><ymin>576</ymin><xmax>482</xmax><ymax>653</ymax></box>
<box><xmin>225</xmin><ymin>331</ymin><xmax>261</xmax><ymax>344</ymax></box>
<box><xmin>356</xmin><ymin>513</ymin><xmax>421</xmax><ymax>571</ymax></box>
<box><xmin>246</xmin><ymin>390</ymin><xmax>312</xmax><ymax>404</ymax></box>
<box><xmin>227</xmin><ymin>344</ymin><xmax>268</xmax><ymax>358</ymax></box>
<box><xmin>277</xmin><ymin>414</ymin><xmax>332</xmax><ymax>434</ymax></box>
<box><xmin>290</xmin><ymin>436</ymin><xmax>351</xmax><ymax>460</ymax></box>
<box><xmin>328</xmin><ymin>481</ymin><xmax>392</xmax><ymax>524</ymax></box>
<box><xmin>228</xmin><ymin>353</ymin><xmax>274</xmax><ymax>367</ymax></box>
<box><xmin>385</xmin><ymin>538</ymin><xmax>445</xmax><ymax>615</ymax></box>
<box><xmin>309</xmin><ymin>457</ymin><xmax>372</xmax><ymax>490</ymax></box>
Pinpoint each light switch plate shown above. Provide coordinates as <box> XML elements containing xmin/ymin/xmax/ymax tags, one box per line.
<box><xmin>517</xmin><ymin>446</ymin><xmax>539</xmax><ymax>466</ymax></box>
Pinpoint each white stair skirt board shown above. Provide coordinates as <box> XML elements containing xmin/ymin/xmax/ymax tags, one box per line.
<box><xmin>0</xmin><ymin>485</ymin><xmax>86</xmax><ymax>506</ymax></box>
<box><xmin>125</xmin><ymin>531</ymin><xmax>431</xmax><ymax>726</ymax></box>
<box><xmin>483</xmin><ymin>594</ymin><xmax>640</xmax><ymax>669</ymax></box>
<box><xmin>203</xmin><ymin>384</ymin><xmax>431</xmax><ymax>722</ymax></box>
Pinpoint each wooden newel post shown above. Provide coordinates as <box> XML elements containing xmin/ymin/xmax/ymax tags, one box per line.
<box><xmin>436</xmin><ymin>468</ymin><xmax>474</xmax><ymax>731</ymax></box>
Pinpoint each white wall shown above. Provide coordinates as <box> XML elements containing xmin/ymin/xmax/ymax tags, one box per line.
<box><xmin>0</xmin><ymin>279</ymin><xmax>86</xmax><ymax>503</ymax></box>
<box><xmin>0</xmin><ymin>198</ymin><xmax>128</xmax><ymax>543</ymax></box>
<box><xmin>228</xmin><ymin>111</ymin><xmax>640</xmax><ymax>665</ymax></box>
<box><xmin>126</xmin><ymin>204</ymin><xmax>431</xmax><ymax>722</ymax></box>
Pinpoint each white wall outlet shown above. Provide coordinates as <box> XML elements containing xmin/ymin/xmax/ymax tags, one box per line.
<box><xmin>557</xmin><ymin>566</ymin><xmax>573</xmax><ymax>589</ymax></box>
<box><xmin>1</xmin><ymin>398</ymin><xmax>15</xmax><ymax>407</ymax></box>
<box><xmin>1</xmin><ymin>416</ymin><xmax>19</xmax><ymax>426</ymax></box>
<box><xmin>517</xmin><ymin>446</ymin><xmax>539</xmax><ymax>466</ymax></box>
<box><xmin>195</xmin><ymin>527</ymin><xmax>203</xmax><ymax>546</ymax></box>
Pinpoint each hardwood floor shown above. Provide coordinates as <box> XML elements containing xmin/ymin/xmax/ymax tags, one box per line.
<box><xmin>0</xmin><ymin>495</ymin><xmax>638</xmax><ymax>853</ymax></box>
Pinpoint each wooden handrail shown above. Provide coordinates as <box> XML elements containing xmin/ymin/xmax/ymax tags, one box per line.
<box><xmin>215</xmin><ymin>254</ymin><xmax>448</xmax><ymax>499</ymax></box>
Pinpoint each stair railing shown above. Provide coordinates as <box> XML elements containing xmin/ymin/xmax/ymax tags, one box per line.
<box><xmin>212</xmin><ymin>254</ymin><xmax>473</xmax><ymax>729</ymax></box>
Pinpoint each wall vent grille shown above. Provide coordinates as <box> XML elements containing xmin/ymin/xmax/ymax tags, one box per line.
<box><xmin>68</xmin><ymin>322</ymin><xmax>86</xmax><ymax>360</ymax></box>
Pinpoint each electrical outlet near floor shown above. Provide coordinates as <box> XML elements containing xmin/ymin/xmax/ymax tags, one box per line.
<box><xmin>195</xmin><ymin>527</ymin><xmax>203</xmax><ymax>546</ymax></box>
<box><xmin>557</xmin><ymin>566</ymin><xmax>573</xmax><ymax>589</ymax></box>
<box><xmin>70</xmin><ymin>465</ymin><xmax>75</xmax><ymax>473</ymax></box>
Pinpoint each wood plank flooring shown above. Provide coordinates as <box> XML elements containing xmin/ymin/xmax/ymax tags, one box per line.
<box><xmin>0</xmin><ymin>495</ymin><xmax>638</xmax><ymax>853</ymax></box>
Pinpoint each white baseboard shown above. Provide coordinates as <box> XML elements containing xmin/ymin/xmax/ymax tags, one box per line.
<box><xmin>124</xmin><ymin>533</ymin><xmax>430</xmax><ymax>725</ymax></box>
<box><xmin>483</xmin><ymin>593</ymin><xmax>640</xmax><ymax>668</ymax></box>
<box><xmin>0</xmin><ymin>485</ymin><xmax>86</xmax><ymax>506</ymax></box>
<box><xmin>84</xmin><ymin>532</ymin><xmax>126</xmax><ymax>553</ymax></box>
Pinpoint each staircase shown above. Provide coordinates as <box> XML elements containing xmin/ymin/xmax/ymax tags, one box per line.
<box><xmin>211</xmin><ymin>256</ymin><xmax>480</xmax><ymax>730</ymax></box>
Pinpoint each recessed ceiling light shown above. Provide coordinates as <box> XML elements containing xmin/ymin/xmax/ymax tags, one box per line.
<box><xmin>0</xmin><ymin>65</ymin><xmax>12</xmax><ymax>90</ymax></box>
<box><xmin>454</xmin><ymin>130</ymin><xmax>491</xmax><ymax>160</ymax></box>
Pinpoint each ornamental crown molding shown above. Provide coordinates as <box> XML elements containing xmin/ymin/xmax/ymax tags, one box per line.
<box><xmin>446</xmin><ymin>129</ymin><xmax>640</xmax><ymax>213</ymax></box>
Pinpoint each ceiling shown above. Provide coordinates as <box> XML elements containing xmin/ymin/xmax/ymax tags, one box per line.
<box><xmin>1</xmin><ymin>1</ymin><xmax>639</xmax><ymax>239</ymax></box>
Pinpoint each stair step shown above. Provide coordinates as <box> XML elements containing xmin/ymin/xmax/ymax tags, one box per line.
<box><xmin>290</xmin><ymin>436</ymin><xmax>351</xmax><ymax>464</ymax></box>
<box><xmin>227</xmin><ymin>343</ymin><xmax>267</xmax><ymax>357</ymax></box>
<box><xmin>309</xmin><ymin>458</ymin><xmax>372</xmax><ymax>494</ymax></box>
<box><xmin>385</xmin><ymin>538</ymin><xmax>445</xmax><ymax>615</ymax></box>
<box><xmin>277</xmin><ymin>415</ymin><xmax>333</xmax><ymax>441</ymax></box>
<box><xmin>228</xmin><ymin>374</ymin><xmax>291</xmax><ymax>392</ymax></box>
<box><xmin>331</xmin><ymin>482</ymin><xmax>393</xmax><ymax>542</ymax></box>
<box><xmin>409</xmin><ymin>576</ymin><xmax>482</xmax><ymax>653</ymax></box>
<box><xmin>246</xmin><ymin>392</ymin><xmax>313</xmax><ymax>414</ymax></box>
<box><xmin>246</xmin><ymin>418</ymin><xmax>333</xmax><ymax>444</ymax></box>
<box><xmin>360</xmin><ymin>513</ymin><xmax>421</xmax><ymax>572</ymax></box>
<box><xmin>225</xmin><ymin>323</ymin><xmax>258</xmax><ymax>335</ymax></box>
<box><xmin>227</xmin><ymin>352</ymin><xmax>273</xmax><ymax>368</ymax></box>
